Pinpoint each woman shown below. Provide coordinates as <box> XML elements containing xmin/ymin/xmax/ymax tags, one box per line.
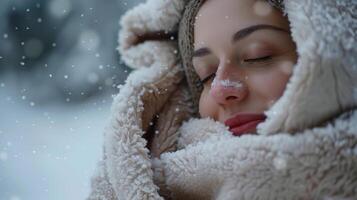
<box><xmin>88</xmin><ymin>0</ymin><xmax>357</xmax><ymax>199</ymax></box>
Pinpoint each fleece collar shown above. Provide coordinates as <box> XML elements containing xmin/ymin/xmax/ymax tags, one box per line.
<box><xmin>118</xmin><ymin>0</ymin><xmax>357</xmax><ymax>134</ymax></box>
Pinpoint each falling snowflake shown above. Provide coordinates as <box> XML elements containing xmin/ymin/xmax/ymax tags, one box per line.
<box><xmin>280</xmin><ymin>61</ymin><xmax>294</xmax><ymax>75</ymax></box>
<box><xmin>3</xmin><ymin>33</ymin><xmax>8</xmax><ymax>39</ymax></box>
<box><xmin>253</xmin><ymin>1</ymin><xmax>273</xmax><ymax>16</ymax></box>
<box><xmin>273</xmin><ymin>157</ymin><xmax>287</xmax><ymax>170</ymax></box>
<box><xmin>49</xmin><ymin>0</ymin><xmax>72</xmax><ymax>19</ymax></box>
<box><xmin>78</xmin><ymin>30</ymin><xmax>100</xmax><ymax>51</ymax></box>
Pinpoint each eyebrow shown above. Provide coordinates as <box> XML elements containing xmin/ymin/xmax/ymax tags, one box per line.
<box><xmin>192</xmin><ymin>24</ymin><xmax>288</xmax><ymax>58</ymax></box>
<box><xmin>233</xmin><ymin>24</ymin><xmax>288</xmax><ymax>42</ymax></box>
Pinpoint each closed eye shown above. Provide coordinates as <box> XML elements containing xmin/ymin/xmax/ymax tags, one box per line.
<box><xmin>244</xmin><ymin>55</ymin><xmax>272</xmax><ymax>63</ymax></box>
<box><xmin>200</xmin><ymin>73</ymin><xmax>215</xmax><ymax>84</ymax></box>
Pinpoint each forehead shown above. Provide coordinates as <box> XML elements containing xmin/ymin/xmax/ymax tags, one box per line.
<box><xmin>194</xmin><ymin>0</ymin><xmax>287</xmax><ymax>48</ymax></box>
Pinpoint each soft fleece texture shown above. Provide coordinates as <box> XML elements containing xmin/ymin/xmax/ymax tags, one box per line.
<box><xmin>87</xmin><ymin>0</ymin><xmax>357</xmax><ymax>199</ymax></box>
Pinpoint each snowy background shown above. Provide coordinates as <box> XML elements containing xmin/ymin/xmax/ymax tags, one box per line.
<box><xmin>0</xmin><ymin>0</ymin><xmax>142</xmax><ymax>199</ymax></box>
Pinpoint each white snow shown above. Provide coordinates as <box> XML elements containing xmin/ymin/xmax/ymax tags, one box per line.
<box><xmin>0</xmin><ymin>0</ymin><xmax>143</xmax><ymax>199</ymax></box>
<box><xmin>0</xmin><ymin>85</ymin><xmax>110</xmax><ymax>200</ymax></box>
<box><xmin>211</xmin><ymin>78</ymin><xmax>243</xmax><ymax>89</ymax></box>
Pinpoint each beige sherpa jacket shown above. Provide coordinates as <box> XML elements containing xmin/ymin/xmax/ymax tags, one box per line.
<box><xmin>87</xmin><ymin>0</ymin><xmax>357</xmax><ymax>199</ymax></box>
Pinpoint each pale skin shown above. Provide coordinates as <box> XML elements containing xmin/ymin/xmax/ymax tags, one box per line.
<box><xmin>193</xmin><ymin>0</ymin><xmax>298</xmax><ymax>132</ymax></box>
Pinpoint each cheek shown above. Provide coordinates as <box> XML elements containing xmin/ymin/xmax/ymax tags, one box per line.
<box><xmin>199</xmin><ymin>88</ymin><xmax>218</xmax><ymax>119</ymax></box>
<box><xmin>248</xmin><ymin>64</ymin><xmax>292</xmax><ymax>105</ymax></box>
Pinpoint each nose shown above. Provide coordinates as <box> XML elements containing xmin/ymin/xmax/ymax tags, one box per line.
<box><xmin>210</xmin><ymin>77</ymin><xmax>248</xmax><ymax>105</ymax></box>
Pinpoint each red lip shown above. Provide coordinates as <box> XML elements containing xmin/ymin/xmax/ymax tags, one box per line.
<box><xmin>224</xmin><ymin>113</ymin><xmax>266</xmax><ymax>137</ymax></box>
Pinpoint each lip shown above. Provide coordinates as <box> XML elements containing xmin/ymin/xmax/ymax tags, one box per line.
<box><xmin>224</xmin><ymin>113</ymin><xmax>266</xmax><ymax>137</ymax></box>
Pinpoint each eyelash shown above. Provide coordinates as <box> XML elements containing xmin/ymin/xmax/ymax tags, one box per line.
<box><xmin>243</xmin><ymin>55</ymin><xmax>272</xmax><ymax>63</ymax></box>
<box><xmin>200</xmin><ymin>73</ymin><xmax>215</xmax><ymax>84</ymax></box>
<box><xmin>199</xmin><ymin>56</ymin><xmax>272</xmax><ymax>85</ymax></box>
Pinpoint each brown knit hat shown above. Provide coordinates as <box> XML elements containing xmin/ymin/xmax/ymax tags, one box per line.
<box><xmin>178</xmin><ymin>0</ymin><xmax>285</xmax><ymax>115</ymax></box>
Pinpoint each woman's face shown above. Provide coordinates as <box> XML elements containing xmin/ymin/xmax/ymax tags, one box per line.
<box><xmin>193</xmin><ymin>0</ymin><xmax>297</xmax><ymax>135</ymax></box>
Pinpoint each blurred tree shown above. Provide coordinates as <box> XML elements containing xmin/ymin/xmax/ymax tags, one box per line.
<box><xmin>0</xmin><ymin>0</ymin><xmax>143</xmax><ymax>104</ymax></box>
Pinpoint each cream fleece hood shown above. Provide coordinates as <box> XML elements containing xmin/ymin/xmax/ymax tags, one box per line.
<box><xmin>87</xmin><ymin>0</ymin><xmax>357</xmax><ymax>200</ymax></box>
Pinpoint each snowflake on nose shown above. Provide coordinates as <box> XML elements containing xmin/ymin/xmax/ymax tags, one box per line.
<box><xmin>211</xmin><ymin>78</ymin><xmax>243</xmax><ymax>89</ymax></box>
